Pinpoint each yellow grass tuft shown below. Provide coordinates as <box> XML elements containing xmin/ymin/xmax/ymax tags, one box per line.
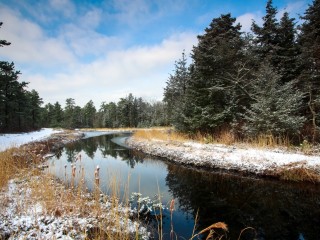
<box><xmin>133</xmin><ymin>128</ymin><xmax>189</xmax><ymax>142</ymax></box>
<box><xmin>277</xmin><ymin>166</ymin><xmax>320</xmax><ymax>183</ymax></box>
<box><xmin>190</xmin><ymin>222</ymin><xmax>228</xmax><ymax>240</ymax></box>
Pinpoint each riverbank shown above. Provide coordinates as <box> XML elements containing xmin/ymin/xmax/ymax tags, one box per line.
<box><xmin>0</xmin><ymin>129</ymin><xmax>148</xmax><ymax>240</ymax></box>
<box><xmin>126</xmin><ymin>135</ymin><xmax>320</xmax><ymax>183</ymax></box>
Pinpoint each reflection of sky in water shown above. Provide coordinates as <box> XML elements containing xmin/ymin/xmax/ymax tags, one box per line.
<box><xmin>47</xmin><ymin>133</ymin><xmax>195</xmax><ymax>239</ymax></box>
<box><xmin>47</xmin><ymin>133</ymin><xmax>320</xmax><ymax>240</ymax></box>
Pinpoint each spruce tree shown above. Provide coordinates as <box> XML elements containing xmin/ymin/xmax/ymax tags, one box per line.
<box><xmin>185</xmin><ymin>13</ymin><xmax>244</xmax><ymax>132</ymax></box>
<box><xmin>242</xmin><ymin>64</ymin><xmax>305</xmax><ymax>138</ymax></box>
<box><xmin>298</xmin><ymin>0</ymin><xmax>320</xmax><ymax>141</ymax></box>
<box><xmin>163</xmin><ymin>51</ymin><xmax>190</xmax><ymax>131</ymax></box>
<box><xmin>251</xmin><ymin>0</ymin><xmax>279</xmax><ymax>62</ymax></box>
<box><xmin>82</xmin><ymin>100</ymin><xmax>96</xmax><ymax>128</ymax></box>
<box><xmin>276</xmin><ymin>12</ymin><xmax>300</xmax><ymax>84</ymax></box>
<box><xmin>252</xmin><ymin>1</ymin><xmax>300</xmax><ymax>84</ymax></box>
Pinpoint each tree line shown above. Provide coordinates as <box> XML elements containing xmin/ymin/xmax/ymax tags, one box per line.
<box><xmin>164</xmin><ymin>0</ymin><xmax>320</xmax><ymax>142</ymax></box>
<box><xmin>1</xmin><ymin>0</ymin><xmax>319</xmax><ymax>143</ymax></box>
<box><xmin>1</xmin><ymin>23</ymin><xmax>166</xmax><ymax>132</ymax></box>
<box><xmin>41</xmin><ymin>94</ymin><xmax>167</xmax><ymax>129</ymax></box>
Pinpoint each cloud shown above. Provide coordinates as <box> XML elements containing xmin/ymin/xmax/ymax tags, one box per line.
<box><xmin>0</xmin><ymin>6</ymin><xmax>76</xmax><ymax>68</ymax></box>
<box><xmin>237</xmin><ymin>12</ymin><xmax>263</xmax><ymax>32</ymax></box>
<box><xmin>25</xmin><ymin>32</ymin><xmax>197</xmax><ymax>107</ymax></box>
<box><xmin>277</xmin><ymin>1</ymin><xmax>307</xmax><ymax>22</ymax></box>
<box><xmin>49</xmin><ymin>0</ymin><xmax>76</xmax><ymax>18</ymax></box>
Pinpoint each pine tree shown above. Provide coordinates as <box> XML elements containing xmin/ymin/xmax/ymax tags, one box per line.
<box><xmin>242</xmin><ymin>64</ymin><xmax>305</xmax><ymax>137</ymax></box>
<box><xmin>185</xmin><ymin>13</ymin><xmax>244</xmax><ymax>132</ymax></box>
<box><xmin>276</xmin><ymin>12</ymin><xmax>300</xmax><ymax>84</ymax></box>
<box><xmin>163</xmin><ymin>51</ymin><xmax>190</xmax><ymax>131</ymax></box>
<box><xmin>25</xmin><ymin>90</ymin><xmax>43</xmax><ymax>129</ymax></box>
<box><xmin>64</xmin><ymin>98</ymin><xmax>76</xmax><ymax>129</ymax></box>
<box><xmin>251</xmin><ymin>0</ymin><xmax>279</xmax><ymax>62</ymax></box>
<box><xmin>298</xmin><ymin>0</ymin><xmax>320</xmax><ymax>141</ymax></box>
<box><xmin>82</xmin><ymin>100</ymin><xmax>96</xmax><ymax>128</ymax></box>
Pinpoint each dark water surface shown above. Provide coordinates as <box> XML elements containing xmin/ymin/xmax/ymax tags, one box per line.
<box><xmin>47</xmin><ymin>133</ymin><xmax>320</xmax><ymax>240</ymax></box>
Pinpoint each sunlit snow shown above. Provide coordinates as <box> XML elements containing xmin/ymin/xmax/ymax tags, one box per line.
<box><xmin>0</xmin><ymin>128</ymin><xmax>62</xmax><ymax>152</ymax></box>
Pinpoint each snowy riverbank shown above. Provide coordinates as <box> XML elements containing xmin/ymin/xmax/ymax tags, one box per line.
<box><xmin>0</xmin><ymin>128</ymin><xmax>63</xmax><ymax>152</ymax></box>
<box><xmin>0</xmin><ymin>129</ymin><xmax>149</xmax><ymax>240</ymax></box>
<box><xmin>126</xmin><ymin>137</ymin><xmax>320</xmax><ymax>182</ymax></box>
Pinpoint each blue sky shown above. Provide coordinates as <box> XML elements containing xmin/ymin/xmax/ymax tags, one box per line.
<box><xmin>0</xmin><ymin>0</ymin><xmax>312</xmax><ymax>107</ymax></box>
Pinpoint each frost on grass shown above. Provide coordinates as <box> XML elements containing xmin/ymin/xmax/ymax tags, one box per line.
<box><xmin>127</xmin><ymin>137</ymin><xmax>320</xmax><ymax>182</ymax></box>
<box><xmin>0</xmin><ymin>174</ymin><xmax>149</xmax><ymax>240</ymax></box>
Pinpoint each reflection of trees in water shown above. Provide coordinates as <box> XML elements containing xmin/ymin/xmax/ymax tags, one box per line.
<box><xmin>59</xmin><ymin>134</ymin><xmax>144</xmax><ymax>168</ymax></box>
<box><xmin>165</xmin><ymin>164</ymin><xmax>320</xmax><ymax>240</ymax></box>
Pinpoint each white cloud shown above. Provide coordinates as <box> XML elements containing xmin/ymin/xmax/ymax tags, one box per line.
<box><xmin>60</xmin><ymin>23</ymin><xmax>121</xmax><ymax>57</ymax></box>
<box><xmin>24</xmin><ymin>32</ymin><xmax>197</xmax><ymax>107</ymax></box>
<box><xmin>1</xmin><ymin>1</ymin><xmax>198</xmax><ymax>108</ymax></box>
<box><xmin>237</xmin><ymin>12</ymin><xmax>263</xmax><ymax>32</ymax></box>
<box><xmin>278</xmin><ymin>1</ymin><xmax>306</xmax><ymax>19</ymax></box>
<box><xmin>0</xmin><ymin>6</ymin><xmax>76</xmax><ymax>67</ymax></box>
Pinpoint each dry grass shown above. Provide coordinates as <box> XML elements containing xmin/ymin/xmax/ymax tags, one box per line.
<box><xmin>245</xmin><ymin>134</ymin><xmax>291</xmax><ymax>149</ymax></box>
<box><xmin>277</xmin><ymin>166</ymin><xmax>320</xmax><ymax>183</ymax></box>
<box><xmin>0</xmin><ymin>147</ymin><xmax>40</xmax><ymax>189</ymax></box>
<box><xmin>0</xmin><ymin>132</ymin><xmax>142</xmax><ymax>240</ymax></box>
<box><xmin>133</xmin><ymin>128</ymin><xmax>189</xmax><ymax>142</ymax></box>
<box><xmin>190</xmin><ymin>222</ymin><xmax>228</xmax><ymax>240</ymax></box>
<box><xmin>133</xmin><ymin>129</ymin><xmax>297</xmax><ymax>150</ymax></box>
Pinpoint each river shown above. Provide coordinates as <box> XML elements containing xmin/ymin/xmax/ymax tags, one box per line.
<box><xmin>47</xmin><ymin>132</ymin><xmax>320</xmax><ymax>240</ymax></box>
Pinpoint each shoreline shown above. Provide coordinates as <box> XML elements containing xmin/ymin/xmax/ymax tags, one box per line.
<box><xmin>126</xmin><ymin>136</ymin><xmax>320</xmax><ymax>183</ymax></box>
<box><xmin>0</xmin><ymin>129</ymin><xmax>149</xmax><ymax>240</ymax></box>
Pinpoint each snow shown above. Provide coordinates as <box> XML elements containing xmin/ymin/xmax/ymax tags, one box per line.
<box><xmin>0</xmin><ymin>128</ymin><xmax>62</xmax><ymax>152</ymax></box>
<box><xmin>127</xmin><ymin>138</ymin><xmax>320</xmax><ymax>176</ymax></box>
<box><xmin>0</xmin><ymin>129</ymin><xmax>149</xmax><ymax>239</ymax></box>
<box><xmin>0</xmin><ymin>177</ymin><xmax>149</xmax><ymax>240</ymax></box>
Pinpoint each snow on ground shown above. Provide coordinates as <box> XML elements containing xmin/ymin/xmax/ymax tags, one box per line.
<box><xmin>0</xmin><ymin>128</ymin><xmax>62</xmax><ymax>152</ymax></box>
<box><xmin>127</xmin><ymin>137</ymin><xmax>320</xmax><ymax>176</ymax></box>
<box><xmin>0</xmin><ymin>176</ymin><xmax>149</xmax><ymax>240</ymax></box>
<box><xmin>0</xmin><ymin>129</ymin><xmax>149</xmax><ymax>240</ymax></box>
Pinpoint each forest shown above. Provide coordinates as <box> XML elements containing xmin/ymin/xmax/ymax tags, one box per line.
<box><xmin>1</xmin><ymin>0</ymin><xmax>319</xmax><ymax>142</ymax></box>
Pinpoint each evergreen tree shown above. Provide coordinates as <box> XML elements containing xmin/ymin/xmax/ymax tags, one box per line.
<box><xmin>53</xmin><ymin>102</ymin><xmax>64</xmax><ymax>127</ymax></box>
<box><xmin>242</xmin><ymin>64</ymin><xmax>305</xmax><ymax>137</ymax></box>
<box><xmin>252</xmin><ymin>1</ymin><xmax>300</xmax><ymax>84</ymax></box>
<box><xmin>64</xmin><ymin>98</ymin><xmax>76</xmax><ymax>129</ymax></box>
<box><xmin>25</xmin><ymin>90</ymin><xmax>43</xmax><ymax>129</ymax></box>
<box><xmin>185</xmin><ymin>13</ymin><xmax>244</xmax><ymax>132</ymax></box>
<box><xmin>0</xmin><ymin>61</ymin><xmax>26</xmax><ymax>132</ymax></box>
<box><xmin>298</xmin><ymin>0</ymin><xmax>320</xmax><ymax>141</ymax></box>
<box><xmin>163</xmin><ymin>51</ymin><xmax>190</xmax><ymax>130</ymax></box>
<box><xmin>251</xmin><ymin>0</ymin><xmax>279</xmax><ymax>62</ymax></box>
<box><xmin>82</xmin><ymin>100</ymin><xmax>96</xmax><ymax>128</ymax></box>
<box><xmin>0</xmin><ymin>22</ymin><xmax>43</xmax><ymax>132</ymax></box>
<box><xmin>276</xmin><ymin>12</ymin><xmax>300</xmax><ymax>83</ymax></box>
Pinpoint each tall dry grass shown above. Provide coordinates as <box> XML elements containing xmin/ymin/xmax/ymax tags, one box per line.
<box><xmin>133</xmin><ymin>128</ymin><xmax>294</xmax><ymax>149</ymax></box>
<box><xmin>0</xmin><ymin>147</ymin><xmax>41</xmax><ymax>189</ymax></box>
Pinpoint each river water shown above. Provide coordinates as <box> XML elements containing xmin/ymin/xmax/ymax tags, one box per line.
<box><xmin>47</xmin><ymin>132</ymin><xmax>320</xmax><ymax>240</ymax></box>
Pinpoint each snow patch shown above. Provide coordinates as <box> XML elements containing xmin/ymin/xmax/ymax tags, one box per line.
<box><xmin>0</xmin><ymin>128</ymin><xmax>62</xmax><ymax>152</ymax></box>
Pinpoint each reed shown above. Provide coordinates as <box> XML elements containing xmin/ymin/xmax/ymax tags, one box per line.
<box><xmin>189</xmin><ymin>222</ymin><xmax>228</xmax><ymax>240</ymax></box>
<box><xmin>0</xmin><ymin>146</ymin><xmax>42</xmax><ymax>189</ymax></box>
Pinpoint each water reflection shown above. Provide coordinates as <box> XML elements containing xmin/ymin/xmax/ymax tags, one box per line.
<box><xmin>54</xmin><ymin>133</ymin><xmax>143</xmax><ymax>167</ymax></box>
<box><xmin>165</xmin><ymin>164</ymin><xmax>320</xmax><ymax>240</ymax></box>
<box><xmin>48</xmin><ymin>133</ymin><xmax>320</xmax><ymax>240</ymax></box>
